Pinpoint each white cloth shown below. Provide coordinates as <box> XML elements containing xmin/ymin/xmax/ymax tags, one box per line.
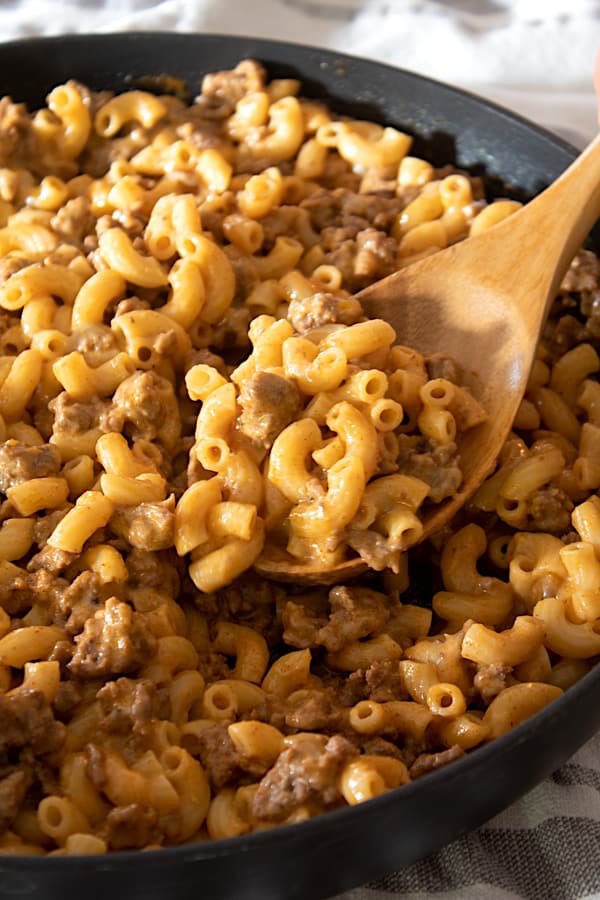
<box><xmin>1</xmin><ymin>3</ymin><xmax>600</xmax><ymax>898</ymax></box>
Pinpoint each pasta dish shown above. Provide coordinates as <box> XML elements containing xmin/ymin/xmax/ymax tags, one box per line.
<box><xmin>0</xmin><ymin>60</ymin><xmax>597</xmax><ymax>853</ymax></box>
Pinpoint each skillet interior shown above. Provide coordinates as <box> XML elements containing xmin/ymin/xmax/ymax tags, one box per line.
<box><xmin>0</xmin><ymin>31</ymin><xmax>598</xmax><ymax>900</ymax></box>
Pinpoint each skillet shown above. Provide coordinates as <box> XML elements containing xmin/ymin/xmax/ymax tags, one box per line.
<box><xmin>0</xmin><ymin>31</ymin><xmax>598</xmax><ymax>900</ymax></box>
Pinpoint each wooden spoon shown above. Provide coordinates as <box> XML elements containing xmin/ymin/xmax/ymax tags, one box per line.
<box><xmin>255</xmin><ymin>133</ymin><xmax>600</xmax><ymax>585</ymax></box>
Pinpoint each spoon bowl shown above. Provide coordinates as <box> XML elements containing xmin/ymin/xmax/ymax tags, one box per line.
<box><xmin>255</xmin><ymin>133</ymin><xmax>600</xmax><ymax>584</ymax></box>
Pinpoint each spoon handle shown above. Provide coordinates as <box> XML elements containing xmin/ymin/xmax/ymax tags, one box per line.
<box><xmin>512</xmin><ymin>132</ymin><xmax>600</xmax><ymax>300</ymax></box>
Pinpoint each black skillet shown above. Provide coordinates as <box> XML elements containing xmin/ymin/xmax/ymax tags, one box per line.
<box><xmin>0</xmin><ymin>32</ymin><xmax>598</xmax><ymax>900</ymax></box>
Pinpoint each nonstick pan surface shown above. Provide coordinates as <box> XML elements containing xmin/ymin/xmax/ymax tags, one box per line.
<box><xmin>0</xmin><ymin>31</ymin><xmax>598</xmax><ymax>900</ymax></box>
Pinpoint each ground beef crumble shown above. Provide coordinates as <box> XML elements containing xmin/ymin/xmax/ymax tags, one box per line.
<box><xmin>251</xmin><ymin>734</ymin><xmax>357</xmax><ymax>821</ymax></box>
<box><xmin>101</xmin><ymin>371</ymin><xmax>181</xmax><ymax>450</ymax></box>
<box><xmin>409</xmin><ymin>744</ymin><xmax>465</xmax><ymax>779</ymax></box>
<box><xmin>283</xmin><ymin>585</ymin><xmax>390</xmax><ymax>653</ymax></box>
<box><xmin>185</xmin><ymin>722</ymin><xmax>266</xmax><ymax>790</ymax></box>
<box><xmin>0</xmin><ymin>440</ymin><xmax>61</xmax><ymax>493</ymax></box>
<box><xmin>0</xmin><ymin>690</ymin><xmax>65</xmax><ymax>760</ymax></box>
<box><xmin>237</xmin><ymin>371</ymin><xmax>302</xmax><ymax>448</ymax></box>
<box><xmin>69</xmin><ymin>598</ymin><xmax>156</xmax><ymax>678</ymax></box>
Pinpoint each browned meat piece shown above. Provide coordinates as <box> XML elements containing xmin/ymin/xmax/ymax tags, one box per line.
<box><xmin>283</xmin><ymin>586</ymin><xmax>389</xmax><ymax>653</ymax></box>
<box><xmin>301</xmin><ymin>193</ymin><xmax>365</xmax><ymax>234</ymax></box>
<box><xmin>242</xmin><ymin>691</ymin><xmax>287</xmax><ymax>734</ymax></box>
<box><xmin>396</xmin><ymin>438</ymin><xmax>463</xmax><ymax>503</ymax></box>
<box><xmin>0</xmin><ymin>440</ymin><xmax>61</xmax><ymax>493</ymax></box>
<box><xmin>96</xmin><ymin>679</ymin><xmax>168</xmax><ymax>754</ymax></box>
<box><xmin>32</xmin><ymin>508</ymin><xmax>71</xmax><ymax>546</ymax></box>
<box><xmin>27</xmin><ymin>545</ymin><xmax>76</xmax><ymax>576</ymax></box>
<box><xmin>280</xmin><ymin>602</ymin><xmax>325</xmax><ymax>651</ymax></box>
<box><xmin>69</xmin><ymin>597</ymin><xmax>156</xmax><ymax>678</ymax></box>
<box><xmin>0</xmin><ymin>566</ymin><xmax>65</xmax><ymax>616</ymax></box>
<box><xmin>319</xmin><ymin>151</ymin><xmax>359</xmax><ymax>189</ymax></box>
<box><xmin>345</xmin><ymin>529</ymin><xmax>399</xmax><ymax>571</ymax></box>
<box><xmin>426</xmin><ymin>353</ymin><xmax>461</xmax><ymax>383</ymax></box>
<box><xmin>111</xmin><ymin>208</ymin><xmax>146</xmax><ymax>239</ymax></box>
<box><xmin>53</xmin><ymin>571</ymin><xmax>107</xmax><ymax>635</ymax></box>
<box><xmin>185</xmin><ymin>348</ymin><xmax>228</xmax><ymax>378</ymax></box>
<box><xmin>319</xmin><ymin>229</ymin><xmax>398</xmax><ymax>290</ymax></box>
<box><xmin>318</xmin><ymin>586</ymin><xmax>390</xmax><ymax>652</ymax></box>
<box><xmin>225</xmin><ymin>245</ymin><xmax>260</xmax><ymax>302</ymax></box>
<box><xmin>50</xmin><ymin>391</ymin><xmax>108</xmax><ymax>434</ymax></box>
<box><xmin>175</xmin><ymin>119</ymin><xmax>228</xmax><ymax>154</ymax></box>
<box><xmin>96</xmin><ymin>678</ymin><xmax>166</xmax><ymax>732</ymax></box>
<box><xmin>125</xmin><ymin>548</ymin><xmax>180</xmax><ymax>596</ymax></box>
<box><xmin>111</xmin><ymin>500</ymin><xmax>175</xmax><ymax>551</ymax></box>
<box><xmin>301</xmin><ymin>187</ymin><xmax>400</xmax><ymax>234</ymax></box>
<box><xmin>112</xmin><ymin>296</ymin><xmax>150</xmax><ymax>318</ymax></box>
<box><xmin>213</xmin><ymin>575</ymin><xmax>283</xmax><ymax>646</ymax></box>
<box><xmin>0</xmin><ymin>770</ymin><xmax>30</xmax><ymax>833</ymax></box>
<box><xmin>0</xmin><ymin>97</ymin><xmax>30</xmax><ymax>165</ymax></box>
<box><xmin>48</xmin><ymin>639</ymin><xmax>74</xmax><ymax>668</ymax></box>
<box><xmin>185</xmin><ymin>722</ymin><xmax>263</xmax><ymax>790</ymax></box>
<box><xmin>196</xmin><ymin>60</ymin><xmax>266</xmax><ymax>119</ymax></box>
<box><xmin>52</xmin><ymin>681</ymin><xmax>82</xmax><ymax>718</ymax></box>
<box><xmin>359</xmin><ymin>169</ymin><xmax>397</xmax><ymax>195</ymax></box>
<box><xmin>561</xmin><ymin>249</ymin><xmax>600</xmax><ymax>293</ymax></box>
<box><xmin>50</xmin><ymin>196</ymin><xmax>95</xmax><ymax>245</ymax></box>
<box><xmin>337</xmin><ymin>669</ymin><xmax>371</xmax><ymax>706</ymax></box>
<box><xmin>283</xmin><ymin>688</ymin><xmax>345</xmax><ymax>731</ymax></box>
<box><xmin>543</xmin><ymin>314</ymin><xmax>587</xmax><ymax>358</ymax></box>
<box><xmin>82</xmin><ymin>133</ymin><xmax>146</xmax><ymax>180</ymax></box>
<box><xmin>409</xmin><ymin>744</ymin><xmax>465</xmax><ymax>779</ymax></box>
<box><xmin>101</xmin><ymin>371</ymin><xmax>181</xmax><ymax>450</ymax></box>
<box><xmin>300</xmin><ymin>186</ymin><xmax>406</xmax><ymax>290</ymax></box>
<box><xmin>353</xmin><ymin>227</ymin><xmax>397</xmax><ymax>280</ymax></box>
<box><xmin>125</xmin><ymin>548</ymin><xmax>180</xmax><ymax>594</ymax></box>
<box><xmin>287</xmin><ymin>291</ymin><xmax>363</xmax><ymax>334</ymax></box>
<box><xmin>26</xmin><ymin>759</ymin><xmax>59</xmax><ymax>798</ymax></box>
<box><xmin>100</xmin><ymin>803</ymin><xmax>160</xmax><ymax>850</ymax></box>
<box><xmin>473</xmin><ymin>663</ymin><xmax>512</xmax><ymax>704</ymax></box>
<box><xmin>70</xmin><ymin>325</ymin><xmax>118</xmax><ymax>358</ymax></box>
<box><xmin>251</xmin><ymin>734</ymin><xmax>357</xmax><ymax>821</ymax></box>
<box><xmin>579</xmin><ymin>309</ymin><xmax>600</xmax><ymax>342</ymax></box>
<box><xmin>183</xmin><ymin>722</ymin><xmax>280</xmax><ymax>790</ymax></box>
<box><xmin>360</xmin><ymin>737</ymin><xmax>407</xmax><ymax>760</ymax></box>
<box><xmin>337</xmin><ymin>659</ymin><xmax>405</xmax><ymax>706</ymax></box>
<box><xmin>544</xmin><ymin>251</ymin><xmax>600</xmax><ymax>349</ymax></box>
<box><xmin>237</xmin><ymin>371</ymin><xmax>302</xmax><ymax>448</ymax></box>
<box><xmin>258</xmin><ymin>206</ymin><xmax>318</xmax><ymax>249</ymax></box>
<box><xmin>0</xmin><ymin>559</ymin><xmax>29</xmax><ymax>615</ymax></box>
<box><xmin>364</xmin><ymin>659</ymin><xmax>405</xmax><ymax>702</ymax></box>
<box><xmin>528</xmin><ymin>486</ymin><xmax>573</xmax><ymax>533</ymax></box>
<box><xmin>195</xmin><ymin>652</ymin><xmax>232</xmax><ymax>684</ymax></box>
<box><xmin>189</xmin><ymin>304</ymin><xmax>252</xmax><ymax>355</ymax></box>
<box><xmin>320</xmin><ymin>239</ymin><xmax>356</xmax><ymax>286</ymax></box>
<box><xmin>0</xmin><ymin>690</ymin><xmax>65</xmax><ymax>760</ymax></box>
